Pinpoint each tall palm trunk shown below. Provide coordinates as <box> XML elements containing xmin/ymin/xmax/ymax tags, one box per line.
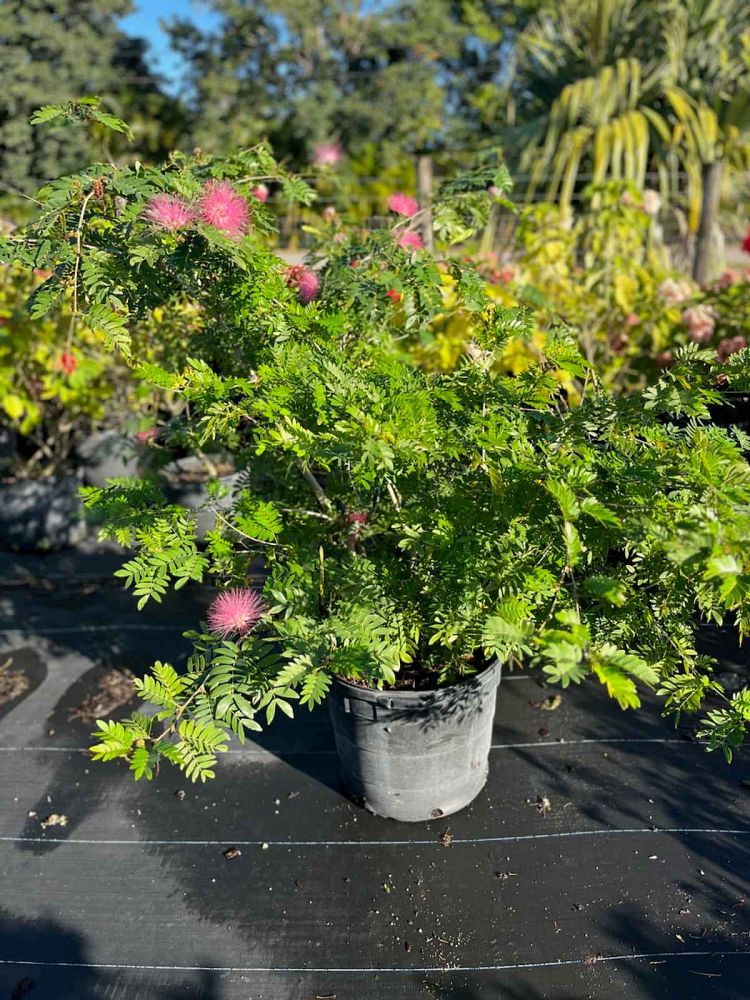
<box><xmin>692</xmin><ymin>159</ymin><xmax>723</xmax><ymax>286</ymax></box>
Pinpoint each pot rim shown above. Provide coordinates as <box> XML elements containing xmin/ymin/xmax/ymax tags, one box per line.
<box><xmin>331</xmin><ymin>657</ymin><xmax>502</xmax><ymax>705</ymax></box>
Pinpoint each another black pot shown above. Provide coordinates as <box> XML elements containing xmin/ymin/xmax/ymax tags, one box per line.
<box><xmin>79</xmin><ymin>430</ymin><xmax>141</xmax><ymax>488</ymax></box>
<box><xmin>328</xmin><ymin>660</ymin><xmax>502</xmax><ymax>822</ymax></box>
<box><xmin>0</xmin><ymin>474</ymin><xmax>86</xmax><ymax>551</ymax></box>
<box><xmin>162</xmin><ymin>458</ymin><xmax>239</xmax><ymax>540</ymax></box>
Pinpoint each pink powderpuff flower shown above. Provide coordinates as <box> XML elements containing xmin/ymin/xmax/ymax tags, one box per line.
<box><xmin>682</xmin><ymin>305</ymin><xmax>716</xmax><ymax>344</ymax></box>
<box><xmin>743</xmin><ymin>226</ymin><xmax>750</xmax><ymax>254</ymax></box>
<box><xmin>251</xmin><ymin>183</ymin><xmax>269</xmax><ymax>203</ymax></box>
<box><xmin>314</xmin><ymin>142</ymin><xmax>343</xmax><ymax>168</ymax></box>
<box><xmin>286</xmin><ymin>265</ymin><xmax>320</xmax><ymax>305</ymax></box>
<box><xmin>207</xmin><ymin>588</ymin><xmax>265</xmax><ymax>638</ymax></box>
<box><xmin>718</xmin><ymin>335</ymin><xmax>747</xmax><ymax>362</ymax></box>
<box><xmin>397</xmin><ymin>229</ymin><xmax>424</xmax><ymax>251</ymax></box>
<box><xmin>144</xmin><ymin>194</ymin><xmax>195</xmax><ymax>231</ymax></box>
<box><xmin>199</xmin><ymin>181</ymin><xmax>249</xmax><ymax>238</ymax></box>
<box><xmin>59</xmin><ymin>352</ymin><xmax>77</xmax><ymax>375</ymax></box>
<box><xmin>717</xmin><ymin>268</ymin><xmax>741</xmax><ymax>289</ymax></box>
<box><xmin>625</xmin><ymin>313</ymin><xmax>640</xmax><ymax>327</ymax></box>
<box><xmin>658</xmin><ymin>278</ymin><xmax>693</xmax><ymax>306</ymax></box>
<box><xmin>387</xmin><ymin>192</ymin><xmax>420</xmax><ymax>217</ymax></box>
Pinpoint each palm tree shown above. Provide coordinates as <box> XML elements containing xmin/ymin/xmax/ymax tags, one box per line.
<box><xmin>663</xmin><ymin>0</ymin><xmax>750</xmax><ymax>280</ymax></box>
<box><xmin>507</xmin><ymin>0</ymin><xmax>750</xmax><ymax>279</ymax></box>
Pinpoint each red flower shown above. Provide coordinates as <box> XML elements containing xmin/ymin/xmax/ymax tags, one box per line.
<box><xmin>347</xmin><ymin>512</ymin><xmax>368</xmax><ymax>525</ymax></box>
<box><xmin>59</xmin><ymin>352</ymin><xmax>77</xmax><ymax>375</ymax></box>
<box><xmin>743</xmin><ymin>226</ymin><xmax>750</xmax><ymax>255</ymax></box>
<box><xmin>134</xmin><ymin>427</ymin><xmax>159</xmax><ymax>443</ymax></box>
<box><xmin>385</xmin><ymin>289</ymin><xmax>402</xmax><ymax>303</ymax></box>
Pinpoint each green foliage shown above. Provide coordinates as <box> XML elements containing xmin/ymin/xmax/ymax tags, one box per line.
<box><xmin>6</xmin><ymin>126</ymin><xmax>750</xmax><ymax>782</ymax></box>
<box><xmin>30</xmin><ymin>97</ymin><xmax>133</xmax><ymax>140</ymax></box>
<box><xmin>0</xmin><ymin>264</ymin><xmax>144</xmax><ymax>477</ymax></box>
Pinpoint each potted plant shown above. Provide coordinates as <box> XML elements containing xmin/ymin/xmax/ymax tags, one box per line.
<box><xmin>4</xmin><ymin>107</ymin><xmax>750</xmax><ymax>821</ymax></box>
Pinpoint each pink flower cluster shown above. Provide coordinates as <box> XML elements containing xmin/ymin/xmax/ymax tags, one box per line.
<box><xmin>286</xmin><ymin>264</ymin><xmax>320</xmax><ymax>304</ymax></box>
<box><xmin>682</xmin><ymin>304</ymin><xmax>716</xmax><ymax>344</ymax></box>
<box><xmin>388</xmin><ymin>192</ymin><xmax>420</xmax><ymax>218</ymax></box>
<box><xmin>397</xmin><ymin>229</ymin><xmax>424</xmax><ymax>251</ymax></box>
<box><xmin>718</xmin><ymin>336</ymin><xmax>746</xmax><ymax>362</ymax></box>
<box><xmin>199</xmin><ymin>181</ymin><xmax>249</xmax><ymax>238</ymax></box>
<box><xmin>314</xmin><ymin>143</ymin><xmax>343</xmax><ymax>168</ymax></box>
<box><xmin>144</xmin><ymin>194</ymin><xmax>195</xmax><ymax>231</ymax></box>
<box><xmin>143</xmin><ymin>181</ymin><xmax>250</xmax><ymax>239</ymax></box>
<box><xmin>207</xmin><ymin>587</ymin><xmax>265</xmax><ymax>638</ymax></box>
<box><xmin>658</xmin><ymin>278</ymin><xmax>694</xmax><ymax>306</ymax></box>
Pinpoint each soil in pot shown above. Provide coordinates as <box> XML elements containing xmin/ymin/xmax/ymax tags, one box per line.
<box><xmin>0</xmin><ymin>474</ymin><xmax>86</xmax><ymax>551</ymax></box>
<box><xmin>328</xmin><ymin>659</ymin><xmax>502</xmax><ymax>822</ymax></box>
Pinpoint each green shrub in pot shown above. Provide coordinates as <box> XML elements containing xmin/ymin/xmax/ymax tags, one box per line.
<box><xmin>3</xmin><ymin>108</ymin><xmax>750</xmax><ymax>815</ymax></box>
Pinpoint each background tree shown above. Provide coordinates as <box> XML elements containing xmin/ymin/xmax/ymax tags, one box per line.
<box><xmin>167</xmin><ymin>0</ymin><xmax>465</xmax><ymax>165</ymax></box>
<box><xmin>0</xmin><ymin>0</ymin><xmax>135</xmax><ymax>196</ymax></box>
<box><xmin>109</xmin><ymin>36</ymin><xmax>190</xmax><ymax>167</ymax></box>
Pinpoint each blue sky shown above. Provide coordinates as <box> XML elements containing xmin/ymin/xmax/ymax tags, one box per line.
<box><xmin>120</xmin><ymin>1</ymin><xmax>220</xmax><ymax>88</ymax></box>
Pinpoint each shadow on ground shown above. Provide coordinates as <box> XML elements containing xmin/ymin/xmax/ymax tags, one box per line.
<box><xmin>0</xmin><ymin>908</ymin><xmax>224</xmax><ymax>1000</ymax></box>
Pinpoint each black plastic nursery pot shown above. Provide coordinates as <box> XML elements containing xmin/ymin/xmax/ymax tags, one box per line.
<box><xmin>328</xmin><ymin>659</ymin><xmax>502</xmax><ymax>822</ymax></box>
<box><xmin>163</xmin><ymin>460</ymin><xmax>240</xmax><ymax>540</ymax></box>
<box><xmin>79</xmin><ymin>430</ymin><xmax>142</xmax><ymax>488</ymax></box>
<box><xmin>0</xmin><ymin>474</ymin><xmax>86</xmax><ymax>551</ymax></box>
